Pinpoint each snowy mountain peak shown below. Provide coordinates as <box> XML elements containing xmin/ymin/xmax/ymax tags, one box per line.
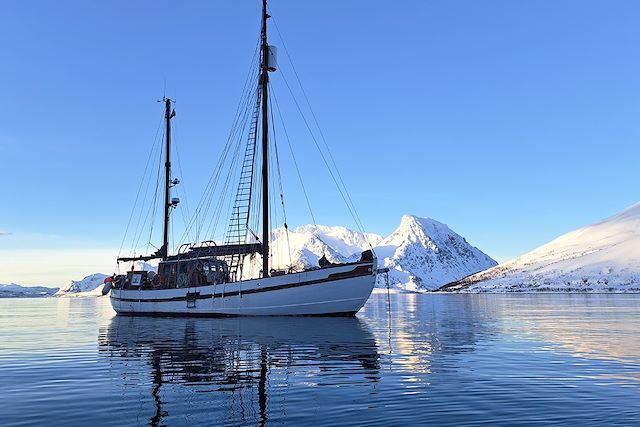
<box><xmin>400</xmin><ymin>213</ymin><xmax>442</xmax><ymax>228</ymax></box>
<box><xmin>390</xmin><ymin>215</ymin><xmax>461</xmax><ymax>248</ymax></box>
<box><xmin>290</xmin><ymin>224</ymin><xmax>382</xmax><ymax>257</ymax></box>
<box><xmin>375</xmin><ymin>214</ymin><xmax>496</xmax><ymax>291</ymax></box>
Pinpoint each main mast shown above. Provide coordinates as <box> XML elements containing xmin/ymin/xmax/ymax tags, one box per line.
<box><xmin>260</xmin><ymin>0</ymin><xmax>270</xmax><ymax>278</ymax></box>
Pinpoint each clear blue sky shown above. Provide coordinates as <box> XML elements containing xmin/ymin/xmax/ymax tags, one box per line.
<box><xmin>2</xmin><ymin>0</ymin><xmax>639</xmax><ymax>284</ymax></box>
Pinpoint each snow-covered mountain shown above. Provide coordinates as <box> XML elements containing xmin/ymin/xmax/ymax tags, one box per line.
<box><xmin>55</xmin><ymin>273</ymin><xmax>110</xmax><ymax>296</ymax></box>
<box><xmin>375</xmin><ymin>215</ymin><xmax>497</xmax><ymax>291</ymax></box>
<box><xmin>42</xmin><ymin>217</ymin><xmax>494</xmax><ymax>295</ymax></box>
<box><xmin>441</xmin><ymin>203</ymin><xmax>640</xmax><ymax>293</ymax></box>
<box><xmin>264</xmin><ymin>219</ymin><xmax>494</xmax><ymax>292</ymax></box>
<box><xmin>55</xmin><ymin>262</ymin><xmax>157</xmax><ymax>296</ymax></box>
<box><xmin>269</xmin><ymin>224</ymin><xmax>383</xmax><ymax>270</ymax></box>
<box><xmin>237</xmin><ymin>225</ymin><xmax>382</xmax><ymax>279</ymax></box>
<box><xmin>14</xmin><ymin>203</ymin><xmax>640</xmax><ymax>295</ymax></box>
<box><xmin>0</xmin><ymin>284</ymin><xmax>58</xmax><ymax>298</ymax></box>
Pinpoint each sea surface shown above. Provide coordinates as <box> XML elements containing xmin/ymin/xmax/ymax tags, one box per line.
<box><xmin>1</xmin><ymin>292</ymin><xmax>639</xmax><ymax>426</ymax></box>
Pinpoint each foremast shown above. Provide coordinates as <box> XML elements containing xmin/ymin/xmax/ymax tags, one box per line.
<box><xmin>118</xmin><ymin>97</ymin><xmax>176</xmax><ymax>263</ymax></box>
<box><xmin>162</xmin><ymin>97</ymin><xmax>174</xmax><ymax>261</ymax></box>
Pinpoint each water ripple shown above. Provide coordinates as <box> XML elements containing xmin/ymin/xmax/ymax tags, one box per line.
<box><xmin>0</xmin><ymin>294</ymin><xmax>639</xmax><ymax>426</ymax></box>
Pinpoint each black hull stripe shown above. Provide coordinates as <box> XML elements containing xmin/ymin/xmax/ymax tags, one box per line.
<box><xmin>111</xmin><ymin>264</ymin><xmax>373</xmax><ymax>303</ymax></box>
<box><xmin>115</xmin><ymin>310</ymin><xmax>358</xmax><ymax>318</ymax></box>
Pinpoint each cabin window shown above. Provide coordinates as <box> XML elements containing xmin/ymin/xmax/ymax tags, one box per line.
<box><xmin>179</xmin><ymin>263</ymin><xmax>188</xmax><ymax>274</ymax></box>
<box><xmin>169</xmin><ymin>264</ymin><xmax>177</xmax><ymax>276</ymax></box>
<box><xmin>158</xmin><ymin>264</ymin><xmax>171</xmax><ymax>276</ymax></box>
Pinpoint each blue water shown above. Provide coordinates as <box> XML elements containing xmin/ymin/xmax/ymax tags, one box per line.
<box><xmin>1</xmin><ymin>292</ymin><xmax>639</xmax><ymax>426</ymax></box>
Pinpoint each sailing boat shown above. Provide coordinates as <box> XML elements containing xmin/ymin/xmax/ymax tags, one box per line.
<box><xmin>109</xmin><ymin>0</ymin><xmax>379</xmax><ymax>316</ymax></box>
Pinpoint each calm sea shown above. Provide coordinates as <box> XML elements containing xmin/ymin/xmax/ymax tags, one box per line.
<box><xmin>1</xmin><ymin>292</ymin><xmax>639</xmax><ymax>426</ymax></box>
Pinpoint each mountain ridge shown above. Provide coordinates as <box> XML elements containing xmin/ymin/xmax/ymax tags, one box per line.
<box><xmin>0</xmin><ymin>283</ymin><xmax>59</xmax><ymax>298</ymax></box>
<box><xmin>441</xmin><ymin>202</ymin><xmax>640</xmax><ymax>292</ymax></box>
<box><xmin>47</xmin><ymin>214</ymin><xmax>495</xmax><ymax>295</ymax></box>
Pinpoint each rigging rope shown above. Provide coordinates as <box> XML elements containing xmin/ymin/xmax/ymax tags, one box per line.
<box><xmin>132</xmin><ymin>14</ymin><xmax>374</xmax><ymax>275</ymax></box>
<box><xmin>272</xmin><ymin>16</ymin><xmax>374</xmax><ymax>252</ymax></box>
<box><xmin>171</xmin><ymin>120</ymin><xmax>193</xmax><ymax>244</ymax></box>
<box><xmin>270</xmin><ymin>91</ymin><xmax>317</xmax><ymax>227</ymax></box>
<box><xmin>145</xmin><ymin>131</ymin><xmax>164</xmax><ymax>252</ymax></box>
<box><xmin>131</xmin><ymin>127</ymin><xmax>164</xmax><ymax>256</ymax></box>
<box><xmin>272</xmin><ymin>88</ymin><xmax>332</xmax><ymax>263</ymax></box>
<box><xmin>116</xmin><ymin>111</ymin><xmax>165</xmax><ymax>266</ymax></box>
<box><xmin>278</xmin><ymin>68</ymin><xmax>370</xmax><ymax>247</ymax></box>
<box><xmin>200</xmin><ymin>83</ymin><xmax>254</xmax><ymax>241</ymax></box>
<box><xmin>176</xmin><ymin>37</ymin><xmax>261</xmax><ymax>247</ymax></box>
<box><xmin>385</xmin><ymin>270</ymin><xmax>393</xmax><ymax>357</ymax></box>
<box><xmin>268</xmin><ymin>84</ymin><xmax>293</xmax><ymax>267</ymax></box>
<box><xmin>127</xmin><ymin>121</ymin><xmax>165</xmax><ymax>258</ymax></box>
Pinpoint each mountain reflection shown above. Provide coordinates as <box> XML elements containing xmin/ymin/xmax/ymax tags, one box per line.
<box><xmin>362</xmin><ymin>292</ymin><xmax>498</xmax><ymax>377</ymax></box>
<box><xmin>99</xmin><ymin>316</ymin><xmax>380</xmax><ymax>426</ymax></box>
<box><xmin>485</xmin><ymin>294</ymin><xmax>640</xmax><ymax>364</ymax></box>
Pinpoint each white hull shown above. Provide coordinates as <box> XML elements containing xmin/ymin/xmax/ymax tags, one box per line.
<box><xmin>110</xmin><ymin>261</ymin><xmax>376</xmax><ymax>316</ymax></box>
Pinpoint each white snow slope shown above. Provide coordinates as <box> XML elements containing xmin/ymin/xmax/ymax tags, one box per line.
<box><xmin>375</xmin><ymin>215</ymin><xmax>497</xmax><ymax>291</ymax></box>
<box><xmin>269</xmin><ymin>224</ymin><xmax>383</xmax><ymax>270</ymax></box>
<box><xmin>238</xmin><ymin>225</ymin><xmax>383</xmax><ymax>279</ymax></box>
<box><xmin>55</xmin><ymin>273</ymin><xmax>110</xmax><ymax>296</ymax></box>
<box><xmin>55</xmin><ymin>262</ymin><xmax>157</xmax><ymax>296</ymax></box>
<box><xmin>442</xmin><ymin>203</ymin><xmax>640</xmax><ymax>293</ymax></box>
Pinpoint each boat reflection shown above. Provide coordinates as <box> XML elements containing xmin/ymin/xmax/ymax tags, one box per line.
<box><xmin>99</xmin><ymin>316</ymin><xmax>380</xmax><ymax>426</ymax></box>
